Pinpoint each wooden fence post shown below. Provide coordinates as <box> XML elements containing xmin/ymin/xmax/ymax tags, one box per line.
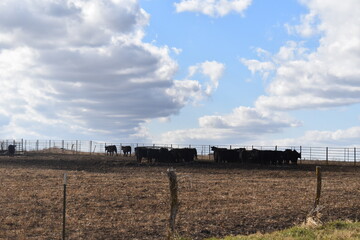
<box><xmin>354</xmin><ymin>147</ymin><xmax>357</xmax><ymax>166</ymax></box>
<box><xmin>89</xmin><ymin>141</ymin><xmax>92</xmax><ymax>155</ymax></box>
<box><xmin>306</xmin><ymin>166</ymin><xmax>323</xmax><ymax>225</ymax></box>
<box><xmin>326</xmin><ymin>147</ymin><xmax>328</xmax><ymax>165</ymax></box>
<box><xmin>63</xmin><ymin>173</ymin><xmax>67</xmax><ymax>240</ymax></box>
<box><xmin>209</xmin><ymin>145</ymin><xmax>211</xmax><ymax>160</ymax></box>
<box><xmin>314</xmin><ymin>166</ymin><xmax>322</xmax><ymax>209</ymax></box>
<box><xmin>167</xmin><ymin>169</ymin><xmax>179</xmax><ymax>240</ymax></box>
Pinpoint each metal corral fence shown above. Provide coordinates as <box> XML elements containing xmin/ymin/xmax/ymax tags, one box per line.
<box><xmin>0</xmin><ymin>139</ymin><xmax>358</xmax><ymax>164</ymax></box>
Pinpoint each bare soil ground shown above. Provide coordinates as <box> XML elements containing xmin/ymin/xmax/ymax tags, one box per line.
<box><xmin>0</xmin><ymin>153</ymin><xmax>359</xmax><ymax>240</ymax></box>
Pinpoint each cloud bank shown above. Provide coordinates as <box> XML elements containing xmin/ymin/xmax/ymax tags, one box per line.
<box><xmin>157</xmin><ymin>107</ymin><xmax>300</xmax><ymax>144</ymax></box>
<box><xmin>0</xmin><ymin>0</ymin><xmax>217</xmax><ymax>140</ymax></box>
<box><xmin>245</xmin><ymin>0</ymin><xmax>360</xmax><ymax>111</ymax></box>
<box><xmin>158</xmin><ymin>0</ymin><xmax>360</xmax><ymax>145</ymax></box>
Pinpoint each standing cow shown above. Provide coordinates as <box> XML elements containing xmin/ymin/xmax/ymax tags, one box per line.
<box><xmin>283</xmin><ymin>149</ymin><xmax>301</xmax><ymax>164</ymax></box>
<box><xmin>135</xmin><ymin>147</ymin><xmax>148</xmax><ymax>163</ymax></box>
<box><xmin>8</xmin><ymin>145</ymin><xmax>16</xmax><ymax>156</ymax></box>
<box><xmin>121</xmin><ymin>146</ymin><xmax>132</xmax><ymax>156</ymax></box>
<box><xmin>105</xmin><ymin>145</ymin><xmax>117</xmax><ymax>156</ymax></box>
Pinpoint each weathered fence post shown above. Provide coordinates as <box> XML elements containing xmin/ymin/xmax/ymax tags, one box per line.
<box><xmin>63</xmin><ymin>173</ymin><xmax>67</xmax><ymax>240</ymax></box>
<box><xmin>167</xmin><ymin>168</ymin><xmax>179</xmax><ymax>240</ymax></box>
<box><xmin>314</xmin><ymin>166</ymin><xmax>322</xmax><ymax>209</ymax></box>
<box><xmin>89</xmin><ymin>141</ymin><xmax>92</xmax><ymax>155</ymax></box>
<box><xmin>326</xmin><ymin>147</ymin><xmax>328</xmax><ymax>165</ymax></box>
<box><xmin>306</xmin><ymin>166</ymin><xmax>323</xmax><ymax>225</ymax></box>
<box><xmin>209</xmin><ymin>145</ymin><xmax>211</xmax><ymax>160</ymax></box>
<box><xmin>354</xmin><ymin>147</ymin><xmax>357</xmax><ymax>166</ymax></box>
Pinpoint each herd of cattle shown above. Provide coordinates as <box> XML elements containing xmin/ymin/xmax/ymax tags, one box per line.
<box><xmin>211</xmin><ymin>147</ymin><xmax>300</xmax><ymax>165</ymax></box>
<box><xmin>105</xmin><ymin>145</ymin><xmax>131</xmax><ymax>156</ymax></box>
<box><xmin>134</xmin><ymin>147</ymin><xmax>197</xmax><ymax>163</ymax></box>
<box><xmin>105</xmin><ymin>145</ymin><xmax>197</xmax><ymax>163</ymax></box>
<box><xmin>105</xmin><ymin>145</ymin><xmax>301</xmax><ymax>165</ymax></box>
<box><xmin>0</xmin><ymin>143</ymin><xmax>301</xmax><ymax>165</ymax></box>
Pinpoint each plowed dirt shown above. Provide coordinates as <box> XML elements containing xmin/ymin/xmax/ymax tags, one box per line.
<box><xmin>0</xmin><ymin>153</ymin><xmax>359</xmax><ymax>239</ymax></box>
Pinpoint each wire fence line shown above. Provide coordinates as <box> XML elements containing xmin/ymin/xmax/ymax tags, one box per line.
<box><xmin>0</xmin><ymin>139</ymin><xmax>358</xmax><ymax>164</ymax></box>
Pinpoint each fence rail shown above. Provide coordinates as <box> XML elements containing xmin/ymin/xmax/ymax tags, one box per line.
<box><xmin>0</xmin><ymin>139</ymin><xmax>358</xmax><ymax>164</ymax></box>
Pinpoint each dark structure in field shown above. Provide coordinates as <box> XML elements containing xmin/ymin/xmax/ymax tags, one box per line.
<box><xmin>135</xmin><ymin>147</ymin><xmax>197</xmax><ymax>163</ymax></box>
<box><xmin>211</xmin><ymin>146</ymin><xmax>300</xmax><ymax>165</ymax></box>
<box><xmin>105</xmin><ymin>145</ymin><xmax>117</xmax><ymax>156</ymax></box>
<box><xmin>121</xmin><ymin>146</ymin><xmax>131</xmax><ymax>156</ymax></box>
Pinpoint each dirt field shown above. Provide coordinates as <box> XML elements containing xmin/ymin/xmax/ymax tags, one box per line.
<box><xmin>0</xmin><ymin>153</ymin><xmax>359</xmax><ymax>240</ymax></box>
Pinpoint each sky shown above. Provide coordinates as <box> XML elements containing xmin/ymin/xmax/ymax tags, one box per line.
<box><xmin>0</xmin><ymin>0</ymin><xmax>360</xmax><ymax>147</ymax></box>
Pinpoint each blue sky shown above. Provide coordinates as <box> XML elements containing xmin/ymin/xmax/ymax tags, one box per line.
<box><xmin>0</xmin><ymin>0</ymin><xmax>359</xmax><ymax>146</ymax></box>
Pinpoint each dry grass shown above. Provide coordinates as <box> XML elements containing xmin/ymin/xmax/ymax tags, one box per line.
<box><xmin>0</xmin><ymin>154</ymin><xmax>359</xmax><ymax>240</ymax></box>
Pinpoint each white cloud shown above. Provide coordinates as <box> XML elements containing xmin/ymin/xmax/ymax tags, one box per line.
<box><xmin>171</xmin><ymin>47</ymin><xmax>183</xmax><ymax>55</ymax></box>
<box><xmin>174</xmin><ymin>0</ymin><xmax>252</xmax><ymax>17</ymax></box>
<box><xmin>259</xmin><ymin>126</ymin><xmax>360</xmax><ymax>147</ymax></box>
<box><xmin>167</xmin><ymin>61</ymin><xmax>225</xmax><ymax>106</ymax></box>
<box><xmin>156</xmin><ymin>106</ymin><xmax>300</xmax><ymax>144</ymax></box>
<box><xmin>166</xmin><ymin>79</ymin><xmax>202</xmax><ymax>106</ymax></box>
<box><xmin>188</xmin><ymin>61</ymin><xmax>225</xmax><ymax>95</ymax></box>
<box><xmin>285</xmin><ymin>10</ymin><xmax>320</xmax><ymax>37</ymax></box>
<box><xmin>240</xmin><ymin>59</ymin><xmax>275</xmax><ymax>80</ymax></box>
<box><xmin>242</xmin><ymin>0</ymin><xmax>360</xmax><ymax>111</ymax></box>
<box><xmin>0</xmin><ymin>0</ymin><xmax>183</xmax><ymax>140</ymax></box>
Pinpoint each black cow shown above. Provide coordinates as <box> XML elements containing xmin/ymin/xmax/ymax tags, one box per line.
<box><xmin>259</xmin><ymin>150</ymin><xmax>284</xmax><ymax>165</ymax></box>
<box><xmin>147</xmin><ymin>148</ymin><xmax>161</xmax><ymax>163</ymax></box>
<box><xmin>135</xmin><ymin>147</ymin><xmax>149</xmax><ymax>163</ymax></box>
<box><xmin>121</xmin><ymin>146</ymin><xmax>132</xmax><ymax>156</ymax></box>
<box><xmin>8</xmin><ymin>145</ymin><xmax>16</xmax><ymax>156</ymax></box>
<box><xmin>105</xmin><ymin>145</ymin><xmax>117</xmax><ymax>156</ymax></box>
<box><xmin>158</xmin><ymin>148</ymin><xmax>175</xmax><ymax>163</ymax></box>
<box><xmin>170</xmin><ymin>148</ymin><xmax>197</xmax><ymax>162</ymax></box>
<box><xmin>170</xmin><ymin>149</ymin><xmax>183</xmax><ymax>163</ymax></box>
<box><xmin>184</xmin><ymin>148</ymin><xmax>197</xmax><ymax>162</ymax></box>
<box><xmin>283</xmin><ymin>149</ymin><xmax>301</xmax><ymax>164</ymax></box>
<box><xmin>239</xmin><ymin>149</ymin><xmax>262</xmax><ymax>164</ymax></box>
<box><xmin>211</xmin><ymin>147</ymin><xmax>241</xmax><ymax>163</ymax></box>
<box><xmin>211</xmin><ymin>146</ymin><xmax>227</xmax><ymax>163</ymax></box>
